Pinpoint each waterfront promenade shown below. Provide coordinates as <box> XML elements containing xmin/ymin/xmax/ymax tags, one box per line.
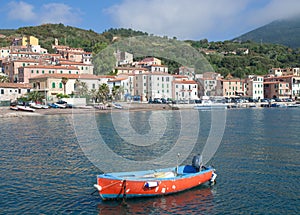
<box><xmin>1</xmin><ymin>101</ymin><xmax>298</xmax><ymax>118</ymax></box>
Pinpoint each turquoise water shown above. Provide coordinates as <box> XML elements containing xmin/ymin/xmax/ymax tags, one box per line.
<box><xmin>0</xmin><ymin>108</ymin><xmax>299</xmax><ymax>214</ymax></box>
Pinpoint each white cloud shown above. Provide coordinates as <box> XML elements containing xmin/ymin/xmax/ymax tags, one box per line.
<box><xmin>40</xmin><ymin>3</ymin><xmax>82</xmax><ymax>25</ymax></box>
<box><xmin>6</xmin><ymin>1</ymin><xmax>82</xmax><ymax>26</ymax></box>
<box><xmin>7</xmin><ymin>1</ymin><xmax>36</xmax><ymax>21</ymax></box>
<box><xmin>247</xmin><ymin>0</ymin><xmax>300</xmax><ymax>26</ymax></box>
<box><xmin>106</xmin><ymin>0</ymin><xmax>300</xmax><ymax>41</ymax></box>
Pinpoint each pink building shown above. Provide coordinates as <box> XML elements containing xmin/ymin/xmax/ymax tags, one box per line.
<box><xmin>18</xmin><ymin>65</ymin><xmax>79</xmax><ymax>83</ymax></box>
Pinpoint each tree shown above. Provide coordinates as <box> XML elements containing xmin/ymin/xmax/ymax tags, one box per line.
<box><xmin>75</xmin><ymin>80</ymin><xmax>88</xmax><ymax>96</ymax></box>
<box><xmin>27</xmin><ymin>91</ymin><xmax>44</xmax><ymax>103</ymax></box>
<box><xmin>61</xmin><ymin>77</ymin><xmax>68</xmax><ymax>95</ymax></box>
<box><xmin>112</xmin><ymin>86</ymin><xmax>124</xmax><ymax>101</ymax></box>
<box><xmin>0</xmin><ymin>75</ymin><xmax>9</xmax><ymax>83</ymax></box>
<box><xmin>89</xmin><ymin>88</ymin><xmax>97</xmax><ymax>103</ymax></box>
<box><xmin>97</xmin><ymin>83</ymin><xmax>110</xmax><ymax>103</ymax></box>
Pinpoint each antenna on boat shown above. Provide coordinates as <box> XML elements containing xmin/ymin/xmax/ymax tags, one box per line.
<box><xmin>176</xmin><ymin>153</ymin><xmax>180</xmax><ymax>175</ymax></box>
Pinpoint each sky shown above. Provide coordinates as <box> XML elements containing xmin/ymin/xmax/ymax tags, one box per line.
<box><xmin>0</xmin><ymin>0</ymin><xmax>300</xmax><ymax>41</ymax></box>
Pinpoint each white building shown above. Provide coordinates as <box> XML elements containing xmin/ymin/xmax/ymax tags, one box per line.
<box><xmin>245</xmin><ymin>75</ymin><xmax>264</xmax><ymax>99</ymax></box>
<box><xmin>173</xmin><ymin>80</ymin><xmax>199</xmax><ymax>101</ymax></box>
<box><xmin>0</xmin><ymin>83</ymin><xmax>32</xmax><ymax>102</ymax></box>
<box><xmin>135</xmin><ymin>72</ymin><xmax>173</xmax><ymax>101</ymax></box>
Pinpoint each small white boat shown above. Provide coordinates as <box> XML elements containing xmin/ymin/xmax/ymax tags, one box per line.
<box><xmin>194</xmin><ymin>100</ymin><xmax>227</xmax><ymax>110</ymax></box>
<box><xmin>10</xmin><ymin>106</ymin><xmax>18</xmax><ymax>111</ymax></box>
<box><xmin>30</xmin><ymin>103</ymin><xmax>43</xmax><ymax>109</ymax></box>
<box><xmin>54</xmin><ymin>103</ymin><xmax>66</xmax><ymax>108</ymax></box>
<box><xmin>16</xmin><ymin>105</ymin><xmax>36</xmax><ymax>112</ymax></box>
<box><xmin>112</xmin><ymin>103</ymin><xmax>123</xmax><ymax>109</ymax></box>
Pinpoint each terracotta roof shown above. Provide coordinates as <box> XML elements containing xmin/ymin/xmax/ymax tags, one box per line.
<box><xmin>59</xmin><ymin>61</ymin><xmax>91</xmax><ymax>66</ymax></box>
<box><xmin>173</xmin><ymin>80</ymin><xmax>197</xmax><ymax>84</ymax></box>
<box><xmin>221</xmin><ymin>79</ymin><xmax>244</xmax><ymax>82</ymax></box>
<box><xmin>117</xmin><ymin>73</ymin><xmax>136</xmax><ymax>76</ymax></box>
<box><xmin>107</xmin><ymin>77</ymin><xmax>127</xmax><ymax>82</ymax></box>
<box><xmin>115</xmin><ymin>67</ymin><xmax>148</xmax><ymax>70</ymax></box>
<box><xmin>10</xmin><ymin>52</ymin><xmax>40</xmax><ymax>55</ymax></box>
<box><xmin>173</xmin><ymin>75</ymin><xmax>188</xmax><ymax>78</ymax></box>
<box><xmin>97</xmin><ymin>75</ymin><xmax>115</xmax><ymax>78</ymax></box>
<box><xmin>29</xmin><ymin>74</ymin><xmax>80</xmax><ymax>80</ymax></box>
<box><xmin>137</xmin><ymin>72</ymin><xmax>172</xmax><ymax>76</ymax></box>
<box><xmin>22</xmin><ymin>65</ymin><xmax>78</xmax><ymax>70</ymax></box>
<box><xmin>0</xmin><ymin>83</ymin><xmax>32</xmax><ymax>88</ymax></box>
<box><xmin>151</xmin><ymin>65</ymin><xmax>167</xmax><ymax>67</ymax></box>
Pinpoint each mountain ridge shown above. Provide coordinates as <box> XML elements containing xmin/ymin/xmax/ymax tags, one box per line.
<box><xmin>234</xmin><ymin>16</ymin><xmax>300</xmax><ymax>48</ymax></box>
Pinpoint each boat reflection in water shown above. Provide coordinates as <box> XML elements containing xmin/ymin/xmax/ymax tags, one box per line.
<box><xmin>97</xmin><ymin>186</ymin><xmax>214</xmax><ymax>214</ymax></box>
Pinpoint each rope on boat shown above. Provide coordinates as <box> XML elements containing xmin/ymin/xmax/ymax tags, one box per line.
<box><xmin>123</xmin><ymin>180</ymin><xmax>127</xmax><ymax>200</ymax></box>
<box><xmin>101</xmin><ymin>181</ymin><xmax>123</xmax><ymax>191</ymax></box>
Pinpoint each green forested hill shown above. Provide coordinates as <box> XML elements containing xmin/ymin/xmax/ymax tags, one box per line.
<box><xmin>0</xmin><ymin>23</ymin><xmax>299</xmax><ymax>77</ymax></box>
<box><xmin>234</xmin><ymin>16</ymin><xmax>300</xmax><ymax>48</ymax></box>
<box><xmin>186</xmin><ymin>39</ymin><xmax>300</xmax><ymax>78</ymax></box>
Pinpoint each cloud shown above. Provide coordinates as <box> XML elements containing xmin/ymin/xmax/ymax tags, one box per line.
<box><xmin>40</xmin><ymin>3</ymin><xmax>82</xmax><ymax>25</ymax></box>
<box><xmin>247</xmin><ymin>0</ymin><xmax>300</xmax><ymax>26</ymax></box>
<box><xmin>106</xmin><ymin>0</ymin><xmax>300</xmax><ymax>41</ymax></box>
<box><xmin>6</xmin><ymin>1</ymin><xmax>82</xmax><ymax>26</ymax></box>
<box><xmin>7</xmin><ymin>1</ymin><xmax>36</xmax><ymax>21</ymax></box>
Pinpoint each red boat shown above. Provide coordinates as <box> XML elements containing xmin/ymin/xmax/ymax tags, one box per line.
<box><xmin>94</xmin><ymin>155</ymin><xmax>217</xmax><ymax>200</ymax></box>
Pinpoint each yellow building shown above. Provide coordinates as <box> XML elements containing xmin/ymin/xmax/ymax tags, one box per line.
<box><xmin>22</xmin><ymin>36</ymin><xmax>39</xmax><ymax>46</ymax></box>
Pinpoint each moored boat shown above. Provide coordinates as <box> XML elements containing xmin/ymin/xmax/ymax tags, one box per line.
<box><xmin>94</xmin><ymin>155</ymin><xmax>217</xmax><ymax>200</ymax></box>
<box><xmin>16</xmin><ymin>105</ymin><xmax>36</xmax><ymax>112</ymax></box>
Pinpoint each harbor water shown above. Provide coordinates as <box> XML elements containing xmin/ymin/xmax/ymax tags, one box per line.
<box><xmin>0</xmin><ymin>108</ymin><xmax>299</xmax><ymax>214</ymax></box>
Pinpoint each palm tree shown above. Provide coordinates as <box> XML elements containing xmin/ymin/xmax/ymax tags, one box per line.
<box><xmin>97</xmin><ymin>83</ymin><xmax>110</xmax><ymax>103</ymax></box>
<box><xmin>89</xmin><ymin>88</ymin><xmax>97</xmax><ymax>103</ymax></box>
<box><xmin>112</xmin><ymin>86</ymin><xmax>124</xmax><ymax>101</ymax></box>
<box><xmin>27</xmin><ymin>91</ymin><xmax>44</xmax><ymax>103</ymax></box>
<box><xmin>0</xmin><ymin>75</ymin><xmax>9</xmax><ymax>83</ymax></box>
<box><xmin>75</xmin><ymin>80</ymin><xmax>88</xmax><ymax>96</ymax></box>
<box><xmin>61</xmin><ymin>77</ymin><xmax>68</xmax><ymax>95</ymax></box>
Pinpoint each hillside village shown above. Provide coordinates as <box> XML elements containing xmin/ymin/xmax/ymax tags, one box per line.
<box><xmin>0</xmin><ymin>35</ymin><xmax>300</xmax><ymax>106</ymax></box>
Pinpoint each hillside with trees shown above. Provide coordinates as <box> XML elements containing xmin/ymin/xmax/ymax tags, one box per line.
<box><xmin>234</xmin><ymin>16</ymin><xmax>300</xmax><ymax>48</ymax></box>
<box><xmin>186</xmin><ymin>39</ymin><xmax>300</xmax><ymax>78</ymax></box>
<box><xmin>1</xmin><ymin>23</ymin><xmax>300</xmax><ymax>78</ymax></box>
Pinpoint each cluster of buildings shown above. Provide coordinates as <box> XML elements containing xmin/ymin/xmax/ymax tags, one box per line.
<box><xmin>0</xmin><ymin>35</ymin><xmax>300</xmax><ymax>105</ymax></box>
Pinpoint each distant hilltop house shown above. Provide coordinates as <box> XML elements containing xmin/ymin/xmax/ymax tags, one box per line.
<box><xmin>114</xmin><ymin>51</ymin><xmax>133</xmax><ymax>66</ymax></box>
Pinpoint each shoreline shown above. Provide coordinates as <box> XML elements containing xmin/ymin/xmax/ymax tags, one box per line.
<box><xmin>0</xmin><ymin>103</ymin><xmax>172</xmax><ymax>118</ymax></box>
<box><xmin>1</xmin><ymin>101</ymin><xmax>299</xmax><ymax>118</ymax></box>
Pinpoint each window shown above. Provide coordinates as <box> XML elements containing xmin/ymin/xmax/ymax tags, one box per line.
<box><xmin>59</xmin><ymin>83</ymin><xmax>63</xmax><ymax>88</ymax></box>
<box><xmin>42</xmin><ymin>70</ymin><xmax>44</xmax><ymax>74</ymax></box>
<box><xmin>36</xmin><ymin>70</ymin><xmax>39</xmax><ymax>74</ymax></box>
<box><xmin>52</xmin><ymin>82</ymin><xmax>55</xmax><ymax>88</ymax></box>
<box><xmin>60</xmin><ymin>71</ymin><xmax>63</xmax><ymax>74</ymax></box>
<box><xmin>69</xmin><ymin>71</ymin><xmax>71</xmax><ymax>74</ymax></box>
<box><xmin>18</xmin><ymin>89</ymin><xmax>21</xmax><ymax>94</ymax></box>
<box><xmin>1</xmin><ymin>89</ymin><xmax>4</xmax><ymax>94</ymax></box>
<box><xmin>31</xmin><ymin>70</ymin><xmax>34</xmax><ymax>74</ymax></box>
<box><xmin>92</xmin><ymin>84</ymin><xmax>95</xmax><ymax>89</ymax></box>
